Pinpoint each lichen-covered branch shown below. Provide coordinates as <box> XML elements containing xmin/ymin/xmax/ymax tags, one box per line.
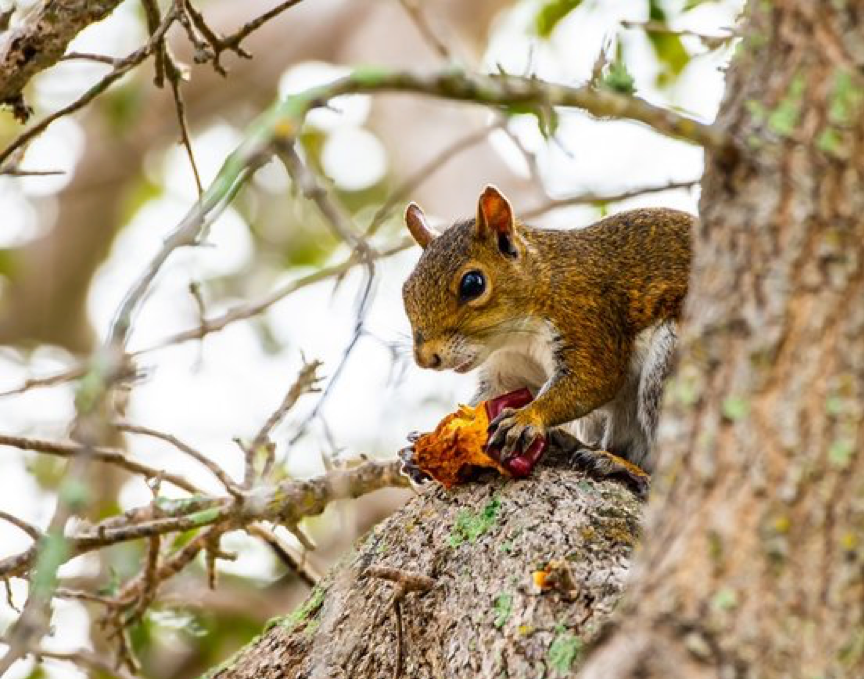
<box><xmin>206</xmin><ymin>453</ymin><xmax>643</xmax><ymax>679</ymax></box>
<box><xmin>0</xmin><ymin>457</ymin><xmax>408</xmax><ymax>579</ymax></box>
<box><xmin>0</xmin><ymin>0</ymin><xmax>125</xmax><ymax>119</ymax></box>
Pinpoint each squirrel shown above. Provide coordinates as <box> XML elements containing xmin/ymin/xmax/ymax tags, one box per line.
<box><xmin>400</xmin><ymin>185</ymin><xmax>694</xmax><ymax>494</ymax></box>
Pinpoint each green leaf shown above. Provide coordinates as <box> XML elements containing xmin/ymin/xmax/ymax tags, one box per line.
<box><xmin>647</xmin><ymin>0</ymin><xmax>691</xmax><ymax>86</ymax></box>
<box><xmin>648</xmin><ymin>32</ymin><xmax>690</xmax><ymax>84</ymax></box>
<box><xmin>535</xmin><ymin>0</ymin><xmax>583</xmax><ymax>39</ymax></box>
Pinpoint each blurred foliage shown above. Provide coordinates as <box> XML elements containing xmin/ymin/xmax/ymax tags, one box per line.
<box><xmin>534</xmin><ymin>0</ymin><xmax>583</xmax><ymax>37</ymax></box>
<box><xmin>0</xmin><ymin>1</ymin><xmax>738</xmax><ymax>677</ymax></box>
<box><xmin>646</xmin><ymin>0</ymin><xmax>690</xmax><ymax>86</ymax></box>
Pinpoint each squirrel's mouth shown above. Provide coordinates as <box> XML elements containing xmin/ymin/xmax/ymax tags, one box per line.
<box><xmin>453</xmin><ymin>357</ymin><xmax>477</xmax><ymax>373</ymax></box>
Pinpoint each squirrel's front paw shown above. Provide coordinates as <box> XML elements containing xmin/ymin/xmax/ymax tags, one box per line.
<box><xmin>487</xmin><ymin>408</ymin><xmax>545</xmax><ymax>461</ymax></box>
<box><xmin>398</xmin><ymin>431</ymin><xmax>432</xmax><ymax>486</ymax></box>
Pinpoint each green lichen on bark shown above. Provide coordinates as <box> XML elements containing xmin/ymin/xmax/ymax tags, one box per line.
<box><xmin>207</xmin><ymin>451</ymin><xmax>642</xmax><ymax>678</ymax></box>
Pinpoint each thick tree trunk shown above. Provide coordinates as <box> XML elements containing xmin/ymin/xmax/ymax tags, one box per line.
<box><xmin>580</xmin><ymin>3</ymin><xmax>864</xmax><ymax>677</ymax></box>
<box><xmin>204</xmin><ymin>3</ymin><xmax>864</xmax><ymax>678</ymax></box>
<box><xmin>208</xmin><ymin>454</ymin><xmax>642</xmax><ymax>678</ymax></box>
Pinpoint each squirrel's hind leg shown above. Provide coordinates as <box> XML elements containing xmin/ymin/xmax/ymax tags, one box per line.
<box><xmin>548</xmin><ymin>429</ymin><xmax>650</xmax><ymax>498</ymax></box>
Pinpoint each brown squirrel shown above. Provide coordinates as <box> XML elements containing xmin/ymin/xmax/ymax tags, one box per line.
<box><xmin>400</xmin><ymin>185</ymin><xmax>693</xmax><ymax>493</ymax></box>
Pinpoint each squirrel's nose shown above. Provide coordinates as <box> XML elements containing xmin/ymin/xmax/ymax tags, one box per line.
<box><xmin>415</xmin><ymin>343</ymin><xmax>442</xmax><ymax>370</ymax></box>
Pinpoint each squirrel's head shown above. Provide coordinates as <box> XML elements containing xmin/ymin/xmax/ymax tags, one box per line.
<box><xmin>402</xmin><ymin>185</ymin><xmax>534</xmax><ymax>374</ymax></box>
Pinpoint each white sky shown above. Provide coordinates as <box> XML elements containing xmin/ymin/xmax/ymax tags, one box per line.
<box><xmin>0</xmin><ymin>0</ymin><xmax>742</xmax><ymax>675</ymax></box>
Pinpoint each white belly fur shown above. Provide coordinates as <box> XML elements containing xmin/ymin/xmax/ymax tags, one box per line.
<box><xmin>475</xmin><ymin>320</ymin><xmax>676</xmax><ymax>471</ymax></box>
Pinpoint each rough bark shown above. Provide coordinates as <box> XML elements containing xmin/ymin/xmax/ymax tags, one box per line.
<box><xmin>579</xmin><ymin>2</ymin><xmax>864</xmax><ymax>677</ymax></box>
<box><xmin>209</xmin><ymin>451</ymin><xmax>642</xmax><ymax>679</ymax></box>
<box><xmin>205</xmin><ymin>3</ymin><xmax>864</xmax><ymax>678</ymax></box>
<box><xmin>0</xmin><ymin>0</ymin><xmax>124</xmax><ymax>116</ymax></box>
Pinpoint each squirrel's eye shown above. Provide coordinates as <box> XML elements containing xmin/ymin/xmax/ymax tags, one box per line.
<box><xmin>459</xmin><ymin>270</ymin><xmax>486</xmax><ymax>301</ymax></box>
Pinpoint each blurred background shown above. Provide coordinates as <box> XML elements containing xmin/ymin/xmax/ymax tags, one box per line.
<box><xmin>0</xmin><ymin>0</ymin><xmax>741</xmax><ymax>676</ymax></box>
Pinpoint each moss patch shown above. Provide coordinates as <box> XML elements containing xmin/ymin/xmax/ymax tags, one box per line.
<box><xmin>449</xmin><ymin>496</ymin><xmax>502</xmax><ymax>547</ymax></box>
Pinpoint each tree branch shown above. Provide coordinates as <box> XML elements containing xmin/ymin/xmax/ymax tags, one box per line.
<box><xmin>0</xmin><ymin>0</ymin><xmax>125</xmax><ymax>119</ymax></box>
<box><xmin>0</xmin><ymin>459</ymin><xmax>408</xmax><ymax>579</ymax></box>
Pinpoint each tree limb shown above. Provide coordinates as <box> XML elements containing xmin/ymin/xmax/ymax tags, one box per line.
<box><xmin>0</xmin><ymin>0</ymin><xmax>125</xmax><ymax>119</ymax></box>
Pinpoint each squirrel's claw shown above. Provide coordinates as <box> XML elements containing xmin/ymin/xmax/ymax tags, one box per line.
<box><xmin>488</xmin><ymin>408</ymin><xmax>544</xmax><ymax>461</ymax></box>
<box><xmin>398</xmin><ymin>441</ymin><xmax>431</xmax><ymax>486</ymax></box>
<box><xmin>569</xmin><ymin>447</ymin><xmax>650</xmax><ymax>499</ymax></box>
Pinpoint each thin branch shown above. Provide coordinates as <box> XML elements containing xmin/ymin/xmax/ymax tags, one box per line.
<box><xmin>0</xmin><ymin>637</ymin><xmax>137</xmax><ymax>679</ymax></box>
<box><xmin>397</xmin><ymin>0</ymin><xmax>450</xmax><ymax>59</ymax></box>
<box><xmin>113</xmin><ymin>422</ymin><xmax>240</xmax><ymax>495</ymax></box>
<box><xmin>0</xmin><ymin>7</ymin><xmax>178</xmax><ymax>167</ymax></box>
<box><xmin>167</xmin><ymin>59</ymin><xmax>204</xmax><ymax>195</ymax></box>
<box><xmin>0</xmin><ymin>511</ymin><xmax>42</xmax><ymax>541</ymax></box>
<box><xmin>248</xmin><ymin>524</ymin><xmax>320</xmax><ymax>588</ymax></box>
<box><xmin>141</xmin><ymin>0</ymin><xmax>166</xmax><ymax>87</ymax></box>
<box><xmin>365</xmin><ymin>125</ymin><xmax>497</xmax><ymax>237</ymax></box>
<box><xmin>0</xmin><ymin>168</ymin><xmax>65</xmax><ymax>177</ymax></box>
<box><xmin>520</xmin><ymin>179</ymin><xmax>700</xmax><ymax>220</ymax></box>
<box><xmin>275</xmin><ymin>139</ymin><xmax>370</xmax><ymax>254</ymax></box>
<box><xmin>61</xmin><ymin>52</ymin><xmax>123</xmax><ymax>67</ymax></box>
<box><xmin>0</xmin><ymin>459</ymin><xmax>408</xmax><ymax>579</ymax></box>
<box><xmin>0</xmin><ymin>0</ymin><xmax>125</xmax><ymax>118</ymax></box>
<box><xmin>183</xmin><ymin>0</ymin><xmax>305</xmax><ymax>74</ymax></box>
<box><xmin>365</xmin><ymin>566</ymin><xmax>435</xmax><ymax>593</ymax></box>
<box><xmin>140</xmin><ymin>238</ymin><xmax>412</xmax><ymax>353</ymax></box>
<box><xmin>0</xmin><ymin>365</ymin><xmax>88</xmax><ymax>397</ymax></box>
<box><xmin>264</xmin><ymin>68</ymin><xmax>732</xmax><ymax>152</ymax></box>
<box><xmin>107</xmin><ymin>150</ymin><xmax>266</xmax><ymax>349</ymax></box>
<box><xmin>621</xmin><ymin>20</ymin><xmax>738</xmax><ymax>48</ymax></box>
<box><xmin>0</xmin><ymin>433</ymin><xmax>201</xmax><ymax>494</ymax></box>
<box><xmin>246</xmin><ymin>360</ymin><xmax>322</xmax><ymax>485</ymax></box>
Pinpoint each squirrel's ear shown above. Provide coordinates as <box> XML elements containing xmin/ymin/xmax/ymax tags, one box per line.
<box><xmin>476</xmin><ymin>185</ymin><xmax>518</xmax><ymax>258</ymax></box>
<box><xmin>405</xmin><ymin>202</ymin><xmax>435</xmax><ymax>249</ymax></box>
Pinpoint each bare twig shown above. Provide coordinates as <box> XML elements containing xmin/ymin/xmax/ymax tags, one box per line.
<box><xmin>108</xmin><ymin>147</ymin><xmax>267</xmax><ymax>349</ymax></box>
<box><xmin>0</xmin><ymin>511</ymin><xmax>42</xmax><ymax>541</ymax></box>
<box><xmin>113</xmin><ymin>422</ymin><xmax>241</xmax><ymax>495</ymax></box>
<box><xmin>0</xmin><ymin>364</ymin><xmax>88</xmax><ymax>397</ymax></box>
<box><xmin>621</xmin><ymin>20</ymin><xmax>737</xmax><ymax>49</ymax></box>
<box><xmin>183</xmin><ymin>0</ymin><xmax>305</xmax><ymax>74</ymax></box>
<box><xmin>0</xmin><ymin>7</ymin><xmax>178</xmax><ymax>167</ymax></box>
<box><xmin>520</xmin><ymin>179</ymin><xmax>700</xmax><ymax>220</ymax></box>
<box><xmin>0</xmin><ymin>168</ymin><xmax>65</xmax><ymax>177</ymax></box>
<box><xmin>365</xmin><ymin>566</ymin><xmax>435</xmax><ymax>593</ymax></box>
<box><xmin>397</xmin><ymin>0</ymin><xmax>450</xmax><ymax>59</ymax></box>
<box><xmin>141</xmin><ymin>238</ymin><xmax>412</xmax><ymax>353</ymax></box>
<box><xmin>275</xmin><ymin>139</ymin><xmax>370</xmax><ymax>254</ymax></box>
<box><xmin>245</xmin><ymin>361</ymin><xmax>322</xmax><ymax>485</ymax></box>
<box><xmin>248</xmin><ymin>524</ymin><xmax>320</xmax><ymax>588</ymax></box>
<box><xmin>365</xmin><ymin>126</ymin><xmax>497</xmax><ymax>237</ymax></box>
<box><xmin>0</xmin><ymin>459</ymin><xmax>408</xmax><ymax>579</ymax></box>
<box><xmin>167</xmin><ymin>59</ymin><xmax>204</xmax><ymax>195</ymax></box>
<box><xmin>0</xmin><ymin>637</ymin><xmax>137</xmax><ymax>679</ymax></box>
<box><xmin>0</xmin><ymin>433</ymin><xmax>200</xmax><ymax>494</ymax></box>
<box><xmin>61</xmin><ymin>52</ymin><xmax>123</xmax><ymax>67</ymax></box>
<box><xmin>0</xmin><ymin>0</ymin><xmax>125</xmax><ymax>117</ymax></box>
<box><xmin>365</xmin><ymin>566</ymin><xmax>435</xmax><ymax>679</ymax></box>
<box><xmin>141</xmin><ymin>0</ymin><xmax>166</xmax><ymax>87</ymax></box>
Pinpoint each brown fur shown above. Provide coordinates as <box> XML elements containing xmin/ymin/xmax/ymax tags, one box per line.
<box><xmin>403</xmin><ymin>195</ymin><xmax>694</xmax><ymax>463</ymax></box>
